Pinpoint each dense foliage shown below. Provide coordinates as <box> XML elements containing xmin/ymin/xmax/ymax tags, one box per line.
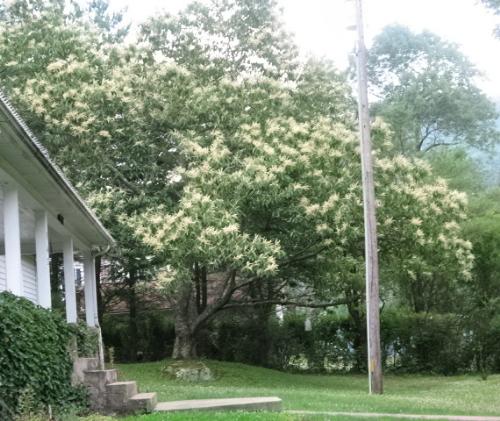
<box><xmin>462</xmin><ymin>200</ymin><xmax>500</xmax><ymax>378</ymax></box>
<box><xmin>213</xmin><ymin>309</ymin><xmax>500</xmax><ymax>375</ymax></box>
<box><xmin>0</xmin><ymin>292</ymin><xmax>85</xmax><ymax>418</ymax></box>
<box><xmin>1</xmin><ymin>0</ymin><xmax>499</xmax><ymax>376</ymax></box>
<box><xmin>69</xmin><ymin>322</ymin><xmax>100</xmax><ymax>358</ymax></box>
<box><xmin>101</xmin><ymin>310</ymin><xmax>175</xmax><ymax>362</ymax></box>
<box><xmin>132</xmin><ymin>116</ymin><xmax>473</xmax><ymax>358</ymax></box>
<box><xmin>139</xmin><ymin>0</ymin><xmax>298</xmax><ymax>81</ymax></box>
<box><xmin>101</xmin><ymin>307</ymin><xmax>500</xmax><ymax>376</ymax></box>
<box><xmin>367</xmin><ymin>25</ymin><xmax>499</xmax><ymax>154</ymax></box>
<box><xmin>482</xmin><ymin>0</ymin><xmax>500</xmax><ymax>37</ymax></box>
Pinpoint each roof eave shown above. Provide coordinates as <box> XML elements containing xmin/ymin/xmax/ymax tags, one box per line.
<box><xmin>0</xmin><ymin>90</ymin><xmax>115</xmax><ymax>247</ymax></box>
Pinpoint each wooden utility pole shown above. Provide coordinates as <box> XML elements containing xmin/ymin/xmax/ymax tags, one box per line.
<box><xmin>354</xmin><ymin>0</ymin><xmax>383</xmax><ymax>394</ymax></box>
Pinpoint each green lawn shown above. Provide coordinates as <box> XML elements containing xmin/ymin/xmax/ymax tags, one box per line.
<box><xmin>82</xmin><ymin>360</ymin><xmax>500</xmax><ymax>420</ymax></box>
<box><xmin>82</xmin><ymin>413</ymin><xmax>401</xmax><ymax>421</ymax></box>
<box><xmin>117</xmin><ymin>413</ymin><xmax>409</xmax><ymax>421</ymax></box>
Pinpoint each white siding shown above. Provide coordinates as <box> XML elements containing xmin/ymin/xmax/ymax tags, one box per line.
<box><xmin>22</xmin><ymin>256</ymin><xmax>37</xmax><ymax>304</ymax></box>
<box><xmin>0</xmin><ymin>255</ymin><xmax>38</xmax><ymax>304</ymax></box>
<box><xmin>0</xmin><ymin>255</ymin><xmax>6</xmax><ymax>291</ymax></box>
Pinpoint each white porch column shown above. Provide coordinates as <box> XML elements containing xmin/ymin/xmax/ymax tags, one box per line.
<box><xmin>91</xmin><ymin>257</ymin><xmax>99</xmax><ymax>326</ymax></box>
<box><xmin>63</xmin><ymin>237</ymin><xmax>77</xmax><ymax>323</ymax></box>
<box><xmin>83</xmin><ymin>252</ymin><xmax>96</xmax><ymax>327</ymax></box>
<box><xmin>35</xmin><ymin>211</ymin><xmax>51</xmax><ymax>308</ymax></box>
<box><xmin>3</xmin><ymin>187</ymin><xmax>23</xmax><ymax>296</ymax></box>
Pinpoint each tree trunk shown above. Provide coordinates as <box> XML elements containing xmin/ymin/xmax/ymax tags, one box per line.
<box><xmin>171</xmin><ymin>270</ymin><xmax>237</xmax><ymax>360</ymax></box>
<box><xmin>346</xmin><ymin>290</ymin><xmax>367</xmax><ymax>372</ymax></box>
<box><xmin>126</xmin><ymin>270</ymin><xmax>139</xmax><ymax>362</ymax></box>
<box><xmin>248</xmin><ymin>278</ymin><xmax>275</xmax><ymax>365</ymax></box>
<box><xmin>172</xmin><ymin>282</ymin><xmax>199</xmax><ymax>359</ymax></box>
<box><xmin>172</xmin><ymin>322</ymin><xmax>198</xmax><ymax>359</ymax></box>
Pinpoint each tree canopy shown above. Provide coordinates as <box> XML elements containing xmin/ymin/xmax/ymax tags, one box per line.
<box><xmin>367</xmin><ymin>25</ymin><xmax>499</xmax><ymax>154</ymax></box>
<box><xmin>482</xmin><ymin>0</ymin><xmax>500</xmax><ymax>37</ymax></box>
<box><xmin>0</xmin><ymin>0</ymin><xmax>487</xmax><ymax>362</ymax></box>
<box><xmin>133</xmin><ymin>114</ymin><xmax>474</xmax><ymax>356</ymax></box>
<box><xmin>139</xmin><ymin>0</ymin><xmax>298</xmax><ymax>82</ymax></box>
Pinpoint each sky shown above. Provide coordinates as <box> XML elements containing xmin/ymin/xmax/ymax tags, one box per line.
<box><xmin>108</xmin><ymin>0</ymin><xmax>500</xmax><ymax>101</ymax></box>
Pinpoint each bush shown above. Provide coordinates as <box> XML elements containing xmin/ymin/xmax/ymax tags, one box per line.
<box><xmin>264</xmin><ymin>313</ymin><xmax>357</xmax><ymax>372</ymax></box>
<box><xmin>204</xmin><ymin>309</ymin><xmax>484</xmax><ymax>375</ymax></box>
<box><xmin>99</xmin><ymin>303</ymin><xmax>500</xmax><ymax>375</ymax></box>
<box><xmin>202</xmin><ymin>314</ymin><xmax>284</xmax><ymax>367</ymax></box>
<box><xmin>201</xmin><ymin>311</ymin><xmax>357</xmax><ymax>372</ymax></box>
<box><xmin>381</xmin><ymin>309</ymin><xmax>468</xmax><ymax>374</ymax></box>
<box><xmin>69</xmin><ymin>322</ymin><xmax>99</xmax><ymax>358</ymax></box>
<box><xmin>101</xmin><ymin>310</ymin><xmax>175</xmax><ymax>362</ymax></box>
<box><xmin>0</xmin><ymin>292</ymin><xmax>85</xmax><ymax>418</ymax></box>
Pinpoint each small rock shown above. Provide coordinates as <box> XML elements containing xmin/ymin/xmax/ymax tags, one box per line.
<box><xmin>162</xmin><ymin>361</ymin><xmax>214</xmax><ymax>382</ymax></box>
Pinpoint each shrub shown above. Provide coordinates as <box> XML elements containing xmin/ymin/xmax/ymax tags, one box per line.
<box><xmin>266</xmin><ymin>312</ymin><xmax>358</xmax><ymax>372</ymax></box>
<box><xmin>202</xmin><ymin>311</ymin><xmax>357</xmax><ymax>372</ymax></box>
<box><xmin>101</xmin><ymin>310</ymin><xmax>175</xmax><ymax>362</ymax></box>
<box><xmin>203</xmin><ymin>315</ymin><xmax>280</xmax><ymax>366</ymax></box>
<box><xmin>205</xmin><ymin>309</ymin><xmax>480</xmax><ymax>375</ymax></box>
<box><xmin>69</xmin><ymin>322</ymin><xmax>99</xmax><ymax>358</ymax></box>
<box><xmin>0</xmin><ymin>292</ymin><xmax>85</xmax><ymax>418</ymax></box>
<box><xmin>99</xmin><ymin>302</ymin><xmax>500</xmax><ymax>375</ymax></box>
<box><xmin>381</xmin><ymin>309</ymin><xmax>468</xmax><ymax>374</ymax></box>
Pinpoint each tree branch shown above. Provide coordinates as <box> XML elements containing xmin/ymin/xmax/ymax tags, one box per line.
<box><xmin>201</xmin><ymin>266</ymin><xmax>208</xmax><ymax>312</ymax></box>
<box><xmin>192</xmin><ymin>270</ymin><xmax>236</xmax><ymax>332</ymax></box>
<box><xmin>423</xmin><ymin>141</ymin><xmax>460</xmax><ymax>153</ymax></box>
<box><xmin>279</xmin><ymin>245</ymin><xmax>329</xmax><ymax>266</ymax></box>
<box><xmin>105</xmin><ymin>163</ymin><xmax>141</xmax><ymax>193</ymax></box>
<box><xmin>220</xmin><ymin>298</ymin><xmax>351</xmax><ymax>310</ymax></box>
<box><xmin>229</xmin><ymin>277</ymin><xmax>259</xmax><ymax>294</ymax></box>
<box><xmin>417</xmin><ymin>124</ymin><xmax>439</xmax><ymax>151</ymax></box>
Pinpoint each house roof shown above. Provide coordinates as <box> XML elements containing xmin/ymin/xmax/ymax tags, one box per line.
<box><xmin>0</xmin><ymin>90</ymin><xmax>115</xmax><ymax>250</ymax></box>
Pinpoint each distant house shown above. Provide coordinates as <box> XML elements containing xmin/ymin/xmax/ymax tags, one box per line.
<box><xmin>0</xmin><ymin>91</ymin><xmax>114</xmax><ymax>326</ymax></box>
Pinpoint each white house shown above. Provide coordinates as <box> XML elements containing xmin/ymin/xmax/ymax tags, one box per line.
<box><xmin>0</xmin><ymin>90</ymin><xmax>114</xmax><ymax>327</ymax></box>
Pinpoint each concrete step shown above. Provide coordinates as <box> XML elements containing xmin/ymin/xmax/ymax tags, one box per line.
<box><xmin>83</xmin><ymin>369</ymin><xmax>118</xmax><ymax>385</ymax></box>
<box><xmin>79</xmin><ymin>357</ymin><xmax>100</xmax><ymax>370</ymax></box>
<box><xmin>128</xmin><ymin>392</ymin><xmax>158</xmax><ymax>413</ymax></box>
<box><xmin>83</xmin><ymin>369</ymin><xmax>119</xmax><ymax>411</ymax></box>
<box><xmin>106</xmin><ymin>381</ymin><xmax>138</xmax><ymax>411</ymax></box>
<box><xmin>154</xmin><ymin>397</ymin><xmax>282</xmax><ymax>413</ymax></box>
<box><xmin>72</xmin><ymin>357</ymin><xmax>100</xmax><ymax>385</ymax></box>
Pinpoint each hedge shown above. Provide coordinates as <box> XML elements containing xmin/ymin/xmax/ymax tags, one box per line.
<box><xmin>202</xmin><ymin>309</ymin><xmax>500</xmax><ymax>375</ymax></box>
<box><xmin>101</xmin><ymin>309</ymin><xmax>175</xmax><ymax>362</ymax></box>
<box><xmin>100</xmin><ymin>306</ymin><xmax>500</xmax><ymax>376</ymax></box>
<box><xmin>0</xmin><ymin>292</ymin><xmax>85</xmax><ymax>418</ymax></box>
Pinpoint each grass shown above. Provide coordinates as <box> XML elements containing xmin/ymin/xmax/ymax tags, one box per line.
<box><xmin>81</xmin><ymin>359</ymin><xmax>500</xmax><ymax>420</ymax></box>
<box><xmin>117</xmin><ymin>413</ymin><xmax>406</xmax><ymax>421</ymax></box>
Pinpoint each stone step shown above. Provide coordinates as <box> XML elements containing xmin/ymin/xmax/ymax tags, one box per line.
<box><xmin>128</xmin><ymin>392</ymin><xmax>158</xmax><ymax>413</ymax></box>
<box><xmin>154</xmin><ymin>397</ymin><xmax>282</xmax><ymax>413</ymax></box>
<box><xmin>83</xmin><ymin>369</ymin><xmax>118</xmax><ymax>386</ymax></box>
<box><xmin>83</xmin><ymin>369</ymin><xmax>119</xmax><ymax>411</ymax></box>
<box><xmin>79</xmin><ymin>357</ymin><xmax>100</xmax><ymax>370</ymax></box>
<box><xmin>106</xmin><ymin>381</ymin><xmax>138</xmax><ymax>411</ymax></box>
<box><xmin>72</xmin><ymin>357</ymin><xmax>100</xmax><ymax>385</ymax></box>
